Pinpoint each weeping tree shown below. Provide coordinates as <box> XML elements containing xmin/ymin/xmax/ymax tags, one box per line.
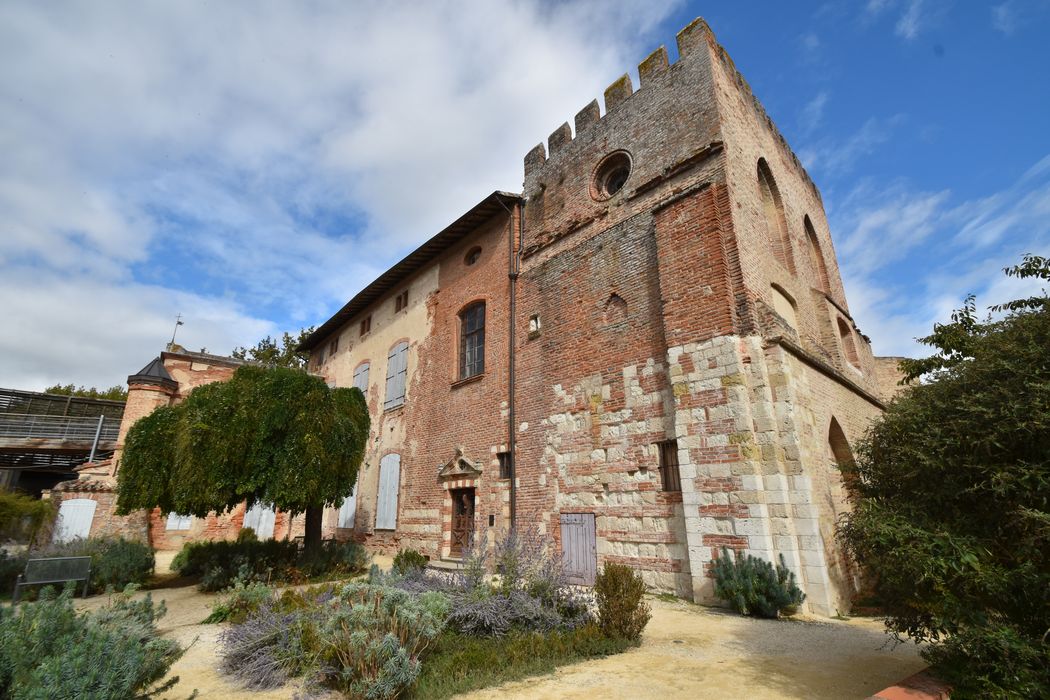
<box><xmin>115</xmin><ymin>365</ymin><xmax>369</xmax><ymax>551</ymax></box>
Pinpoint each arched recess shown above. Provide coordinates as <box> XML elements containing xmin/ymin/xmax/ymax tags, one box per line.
<box><xmin>603</xmin><ymin>293</ymin><xmax>628</xmax><ymax>325</ymax></box>
<box><xmin>757</xmin><ymin>159</ymin><xmax>795</xmax><ymax>275</ymax></box>
<box><xmin>837</xmin><ymin>318</ymin><xmax>861</xmax><ymax>369</ymax></box>
<box><xmin>770</xmin><ymin>284</ymin><xmax>799</xmax><ymax>332</ymax></box>
<box><xmin>804</xmin><ymin>216</ymin><xmax>831</xmax><ymax>293</ymax></box>
<box><xmin>827</xmin><ymin>417</ymin><xmax>862</xmax><ymax>595</ymax></box>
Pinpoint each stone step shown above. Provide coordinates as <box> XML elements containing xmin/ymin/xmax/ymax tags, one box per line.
<box><xmin>426</xmin><ymin>558</ymin><xmax>465</xmax><ymax>572</ymax></box>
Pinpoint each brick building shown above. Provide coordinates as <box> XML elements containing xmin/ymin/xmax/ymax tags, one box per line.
<box><xmin>298</xmin><ymin>18</ymin><xmax>904</xmax><ymax>615</ymax></box>
<box><xmin>55</xmin><ymin>17</ymin><xmax>902</xmax><ymax>616</ymax></box>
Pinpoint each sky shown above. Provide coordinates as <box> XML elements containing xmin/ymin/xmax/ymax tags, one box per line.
<box><xmin>1</xmin><ymin>0</ymin><xmax>1048</xmax><ymax>390</ymax></box>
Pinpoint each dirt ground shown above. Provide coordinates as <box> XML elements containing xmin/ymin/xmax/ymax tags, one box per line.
<box><xmin>72</xmin><ymin>552</ymin><xmax>923</xmax><ymax>699</ymax></box>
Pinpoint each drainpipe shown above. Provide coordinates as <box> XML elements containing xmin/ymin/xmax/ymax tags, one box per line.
<box><xmin>496</xmin><ymin>195</ymin><xmax>523</xmax><ymax>530</ymax></box>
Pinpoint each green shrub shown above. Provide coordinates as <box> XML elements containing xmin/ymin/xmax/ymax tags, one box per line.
<box><xmin>393</xmin><ymin>547</ymin><xmax>429</xmax><ymax>576</ymax></box>
<box><xmin>236</xmin><ymin>527</ymin><xmax>258</xmax><ymax>543</ymax></box>
<box><xmin>0</xmin><ymin>490</ymin><xmax>56</xmax><ymax>543</ymax></box>
<box><xmin>204</xmin><ymin>581</ymin><xmax>275</xmax><ymax>624</ymax></box>
<box><xmin>411</xmin><ymin>624</ymin><xmax>634</xmax><ymax>699</ymax></box>
<box><xmin>39</xmin><ymin>537</ymin><xmax>154</xmax><ymax>594</ymax></box>
<box><xmin>172</xmin><ymin>538</ymin><xmax>368</xmax><ymax>591</ymax></box>
<box><xmin>0</xmin><ymin>550</ymin><xmax>27</xmax><ymax>597</ymax></box>
<box><xmin>594</xmin><ymin>563</ymin><xmax>651</xmax><ymax>640</ymax></box>
<box><xmin>0</xmin><ymin>585</ymin><xmax>184</xmax><ymax>698</ymax></box>
<box><xmin>712</xmin><ymin>547</ymin><xmax>805</xmax><ymax>619</ymax></box>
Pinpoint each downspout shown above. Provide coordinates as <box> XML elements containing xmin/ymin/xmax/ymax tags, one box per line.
<box><xmin>495</xmin><ymin>196</ymin><xmax>522</xmax><ymax>529</ymax></box>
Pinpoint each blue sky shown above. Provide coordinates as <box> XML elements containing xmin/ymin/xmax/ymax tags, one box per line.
<box><xmin>1</xmin><ymin>1</ymin><xmax>1048</xmax><ymax>389</ymax></box>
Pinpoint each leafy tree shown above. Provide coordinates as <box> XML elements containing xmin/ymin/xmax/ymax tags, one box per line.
<box><xmin>231</xmin><ymin>327</ymin><xmax>315</xmax><ymax>369</ymax></box>
<box><xmin>839</xmin><ymin>254</ymin><xmax>1050</xmax><ymax>698</ymax></box>
<box><xmin>116</xmin><ymin>365</ymin><xmax>368</xmax><ymax>551</ymax></box>
<box><xmin>43</xmin><ymin>383</ymin><xmax>128</xmax><ymax>401</ymax></box>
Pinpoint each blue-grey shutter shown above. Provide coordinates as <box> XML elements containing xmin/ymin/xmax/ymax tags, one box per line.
<box><xmin>338</xmin><ymin>488</ymin><xmax>357</xmax><ymax>529</ymax></box>
<box><xmin>353</xmin><ymin>363</ymin><xmax>370</xmax><ymax>392</ymax></box>
<box><xmin>384</xmin><ymin>343</ymin><xmax>408</xmax><ymax>409</ymax></box>
<box><xmin>375</xmin><ymin>453</ymin><xmax>401</xmax><ymax>530</ymax></box>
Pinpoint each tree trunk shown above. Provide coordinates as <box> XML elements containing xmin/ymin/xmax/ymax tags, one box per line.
<box><xmin>304</xmin><ymin>504</ymin><xmax>323</xmax><ymax>553</ymax></box>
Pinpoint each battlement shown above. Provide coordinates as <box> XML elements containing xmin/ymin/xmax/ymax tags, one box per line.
<box><xmin>523</xmin><ymin>17</ymin><xmax>820</xmax><ymax>201</ymax></box>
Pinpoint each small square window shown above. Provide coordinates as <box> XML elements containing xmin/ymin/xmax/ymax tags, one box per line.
<box><xmin>497</xmin><ymin>451</ymin><xmax>512</xmax><ymax>480</ymax></box>
<box><xmin>658</xmin><ymin>440</ymin><xmax>681</xmax><ymax>493</ymax></box>
<box><xmin>395</xmin><ymin>290</ymin><xmax>409</xmax><ymax>312</ymax></box>
<box><xmin>360</xmin><ymin>315</ymin><xmax>372</xmax><ymax>336</ymax></box>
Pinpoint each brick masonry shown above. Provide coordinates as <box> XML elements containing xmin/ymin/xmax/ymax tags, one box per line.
<box><xmin>55</xmin><ymin>17</ymin><xmax>906</xmax><ymax>616</ymax></box>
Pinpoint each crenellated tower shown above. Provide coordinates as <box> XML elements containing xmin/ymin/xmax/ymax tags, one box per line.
<box><xmin>512</xmin><ymin>17</ymin><xmax>888</xmax><ymax>615</ymax></box>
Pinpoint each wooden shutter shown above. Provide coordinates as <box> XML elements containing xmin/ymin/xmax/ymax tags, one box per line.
<box><xmin>353</xmin><ymin>363</ymin><xmax>370</xmax><ymax>392</ymax></box>
<box><xmin>338</xmin><ymin>488</ymin><xmax>358</xmax><ymax>529</ymax></box>
<box><xmin>384</xmin><ymin>342</ymin><xmax>408</xmax><ymax>409</ymax></box>
<box><xmin>375</xmin><ymin>453</ymin><xmax>401</xmax><ymax>530</ymax></box>
<box><xmin>53</xmin><ymin>498</ymin><xmax>96</xmax><ymax>543</ymax></box>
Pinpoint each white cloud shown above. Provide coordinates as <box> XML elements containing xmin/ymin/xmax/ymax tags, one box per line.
<box><xmin>829</xmin><ymin>154</ymin><xmax>1050</xmax><ymax>357</ymax></box>
<box><xmin>992</xmin><ymin>2</ymin><xmax>1019</xmax><ymax>35</ymax></box>
<box><xmin>798</xmin><ymin>114</ymin><xmax>906</xmax><ymax>176</ymax></box>
<box><xmin>799</xmin><ymin>91</ymin><xmax>830</xmax><ymax>134</ymax></box>
<box><xmin>0</xmin><ymin>0</ymin><xmax>682</xmax><ymax>389</ymax></box>
<box><xmin>895</xmin><ymin>0</ymin><xmax>926</xmax><ymax>39</ymax></box>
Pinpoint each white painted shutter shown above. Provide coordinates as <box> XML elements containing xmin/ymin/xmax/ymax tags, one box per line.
<box><xmin>166</xmin><ymin>513</ymin><xmax>193</xmax><ymax>531</ymax></box>
<box><xmin>53</xmin><ymin>498</ymin><xmax>96</xmax><ymax>543</ymax></box>
<box><xmin>375</xmin><ymin>453</ymin><xmax>401</xmax><ymax>530</ymax></box>
<box><xmin>243</xmin><ymin>502</ymin><xmax>276</xmax><ymax>539</ymax></box>
<box><xmin>338</xmin><ymin>488</ymin><xmax>357</xmax><ymax>529</ymax></box>
<box><xmin>353</xmin><ymin>363</ymin><xmax>370</xmax><ymax>392</ymax></box>
<box><xmin>384</xmin><ymin>343</ymin><xmax>408</xmax><ymax>409</ymax></box>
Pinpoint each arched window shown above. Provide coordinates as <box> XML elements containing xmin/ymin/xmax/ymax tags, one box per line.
<box><xmin>384</xmin><ymin>342</ymin><xmax>408</xmax><ymax>409</ymax></box>
<box><xmin>837</xmin><ymin>318</ymin><xmax>860</xmax><ymax>369</ymax></box>
<box><xmin>353</xmin><ymin>362</ymin><xmax>370</xmax><ymax>393</ymax></box>
<box><xmin>771</xmin><ymin>284</ymin><xmax>799</xmax><ymax>332</ymax></box>
<box><xmin>460</xmin><ymin>302</ymin><xmax>485</xmax><ymax>379</ymax></box>
<box><xmin>757</xmin><ymin>159</ymin><xmax>795</xmax><ymax>274</ymax></box>
<box><xmin>804</xmin><ymin>216</ymin><xmax>830</xmax><ymax>293</ymax></box>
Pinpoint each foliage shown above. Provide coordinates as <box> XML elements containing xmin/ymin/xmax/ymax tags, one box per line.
<box><xmin>410</xmin><ymin>626</ymin><xmax>634</xmax><ymax>699</ymax></box>
<box><xmin>393</xmin><ymin>547</ymin><xmax>429</xmax><ymax>576</ymax></box>
<box><xmin>0</xmin><ymin>489</ymin><xmax>57</xmax><ymax>543</ymax></box>
<box><xmin>117</xmin><ymin>364</ymin><xmax>369</xmax><ymax>548</ymax></box>
<box><xmin>712</xmin><ymin>547</ymin><xmax>805</xmax><ymax>619</ymax></box>
<box><xmin>219</xmin><ymin>581</ymin><xmax>449</xmax><ymax>698</ymax></box>
<box><xmin>0</xmin><ymin>585</ymin><xmax>184</xmax><ymax>699</ymax></box>
<box><xmin>236</xmin><ymin>527</ymin><xmax>258</xmax><ymax>543</ymax></box>
<box><xmin>204</xmin><ymin>581</ymin><xmax>275</xmax><ymax>624</ymax></box>
<box><xmin>839</xmin><ymin>255</ymin><xmax>1050</xmax><ymax>699</ymax></box>
<box><xmin>231</xmin><ymin>327</ymin><xmax>315</xmax><ymax>370</ymax></box>
<box><xmin>39</xmin><ymin>537</ymin><xmax>155</xmax><ymax>594</ymax></box>
<box><xmin>172</xmin><ymin>538</ymin><xmax>369</xmax><ymax>591</ymax></box>
<box><xmin>384</xmin><ymin>529</ymin><xmax>594</xmax><ymax>638</ymax></box>
<box><xmin>43</xmin><ymin>383</ymin><xmax>128</xmax><ymax>401</ymax></box>
<box><xmin>0</xmin><ymin>550</ymin><xmax>27</xmax><ymax>598</ymax></box>
<box><xmin>594</xmin><ymin>562</ymin><xmax>652</xmax><ymax>640</ymax></box>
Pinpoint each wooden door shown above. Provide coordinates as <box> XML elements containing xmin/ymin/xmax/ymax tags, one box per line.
<box><xmin>53</xmin><ymin>498</ymin><xmax>96</xmax><ymax>543</ymax></box>
<box><xmin>449</xmin><ymin>488</ymin><xmax>475</xmax><ymax>558</ymax></box>
<box><xmin>560</xmin><ymin>513</ymin><xmax>597</xmax><ymax>585</ymax></box>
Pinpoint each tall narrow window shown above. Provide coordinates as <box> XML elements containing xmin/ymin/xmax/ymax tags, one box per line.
<box><xmin>658</xmin><ymin>440</ymin><xmax>682</xmax><ymax>492</ymax></box>
<box><xmin>757</xmin><ymin>159</ymin><xmax>795</xmax><ymax>274</ymax></box>
<box><xmin>375</xmin><ymin>453</ymin><xmax>401</xmax><ymax>530</ymax></box>
<box><xmin>395</xmin><ymin>290</ymin><xmax>408</xmax><ymax>312</ymax></box>
<box><xmin>353</xmin><ymin>362</ymin><xmax>370</xmax><ymax>393</ymax></box>
<box><xmin>360</xmin><ymin>315</ymin><xmax>372</xmax><ymax>336</ymax></box>
<box><xmin>384</xmin><ymin>341</ymin><xmax>408</xmax><ymax>409</ymax></box>
<box><xmin>338</xmin><ymin>489</ymin><xmax>357</xmax><ymax>529</ymax></box>
<box><xmin>497</xmin><ymin>451</ymin><xmax>512</xmax><ymax>480</ymax></box>
<box><xmin>460</xmin><ymin>302</ymin><xmax>485</xmax><ymax>379</ymax></box>
<box><xmin>329</xmin><ymin>337</ymin><xmax>339</xmax><ymax>357</ymax></box>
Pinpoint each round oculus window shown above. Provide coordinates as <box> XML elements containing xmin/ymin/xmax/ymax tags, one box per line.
<box><xmin>592</xmin><ymin>151</ymin><xmax>632</xmax><ymax>201</ymax></box>
<box><xmin>465</xmin><ymin>247</ymin><xmax>482</xmax><ymax>265</ymax></box>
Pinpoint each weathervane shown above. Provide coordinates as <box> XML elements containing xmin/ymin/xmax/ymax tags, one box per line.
<box><xmin>169</xmin><ymin>313</ymin><xmax>184</xmax><ymax>347</ymax></box>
